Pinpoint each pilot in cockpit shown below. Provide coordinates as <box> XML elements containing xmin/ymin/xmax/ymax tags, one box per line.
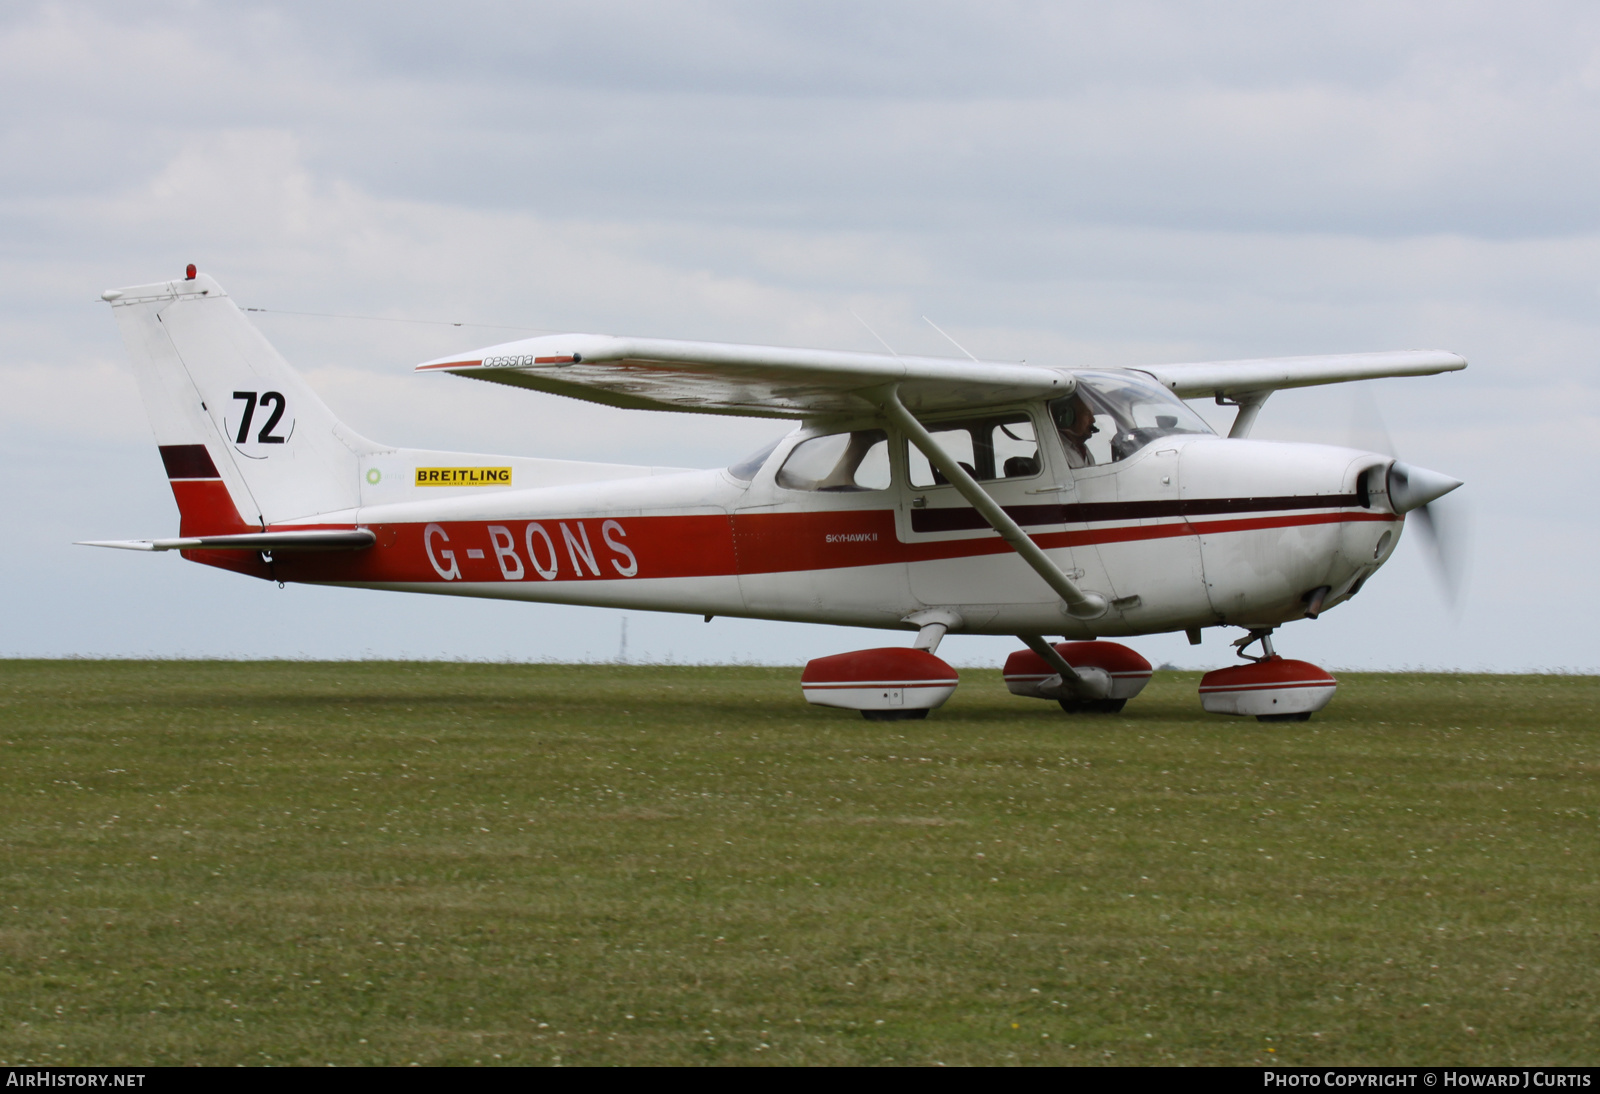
<box><xmin>1054</xmin><ymin>394</ymin><xmax>1099</xmax><ymax>468</ymax></box>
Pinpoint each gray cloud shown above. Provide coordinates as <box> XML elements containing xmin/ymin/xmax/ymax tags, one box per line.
<box><xmin>8</xmin><ymin>2</ymin><xmax>1600</xmax><ymax>235</ymax></box>
<box><xmin>0</xmin><ymin>1</ymin><xmax>1595</xmax><ymax>670</ymax></box>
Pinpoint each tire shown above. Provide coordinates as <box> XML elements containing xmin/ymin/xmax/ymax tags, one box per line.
<box><xmin>861</xmin><ymin>708</ymin><xmax>930</xmax><ymax>722</ymax></box>
<box><xmin>1057</xmin><ymin>698</ymin><xmax>1127</xmax><ymax>715</ymax></box>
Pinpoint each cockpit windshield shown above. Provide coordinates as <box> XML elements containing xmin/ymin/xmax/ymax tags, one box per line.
<box><xmin>1049</xmin><ymin>371</ymin><xmax>1213</xmax><ymax>466</ymax></box>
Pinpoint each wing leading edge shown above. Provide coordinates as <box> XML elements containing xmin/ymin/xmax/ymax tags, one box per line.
<box><xmin>417</xmin><ymin>334</ymin><xmax>1466</xmax><ymax>418</ymax></box>
<box><xmin>1135</xmin><ymin>349</ymin><xmax>1467</xmax><ymax>399</ymax></box>
<box><xmin>416</xmin><ymin>334</ymin><xmax>1071</xmax><ymax>418</ymax></box>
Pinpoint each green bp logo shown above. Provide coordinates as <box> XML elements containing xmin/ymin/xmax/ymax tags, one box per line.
<box><xmin>366</xmin><ymin>468</ymin><xmax>382</xmax><ymax>485</ymax></box>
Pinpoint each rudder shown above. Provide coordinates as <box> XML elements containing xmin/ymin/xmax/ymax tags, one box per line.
<box><xmin>105</xmin><ymin>269</ymin><xmax>377</xmax><ymax>532</ymax></box>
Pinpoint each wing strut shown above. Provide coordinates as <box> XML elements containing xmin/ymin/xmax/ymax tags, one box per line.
<box><xmin>1221</xmin><ymin>390</ymin><xmax>1272</xmax><ymax>439</ymax></box>
<box><xmin>878</xmin><ymin>387</ymin><xmax>1108</xmax><ymax>620</ymax></box>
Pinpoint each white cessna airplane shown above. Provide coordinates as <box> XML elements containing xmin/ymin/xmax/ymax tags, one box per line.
<box><xmin>85</xmin><ymin>267</ymin><xmax>1464</xmax><ymax>722</ymax></box>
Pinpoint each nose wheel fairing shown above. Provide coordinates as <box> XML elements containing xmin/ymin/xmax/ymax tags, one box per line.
<box><xmin>1199</xmin><ymin>657</ymin><xmax>1337</xmax><ymax>720</ymax></box>
<box><xmin>1197</xmin><ymin>629</ymin><xmax>1338</xmax><ymax>721</ymax></box>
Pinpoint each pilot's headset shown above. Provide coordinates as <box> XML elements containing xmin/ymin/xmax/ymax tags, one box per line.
<box><xmin>1055</xmin><ymin>393</ymin><xmax>1098</xmax><ymax>435</ymax></box>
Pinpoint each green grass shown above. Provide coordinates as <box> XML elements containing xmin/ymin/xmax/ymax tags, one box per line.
<box><xmin>0</xmin><ymin>661</ymin><xmax>1595</xmax><ymax>1066</ymax></box>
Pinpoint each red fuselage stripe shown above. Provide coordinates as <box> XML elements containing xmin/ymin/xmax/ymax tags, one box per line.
<box><xmin>244</xmin><ymin>506</ymin><xmax>1394</xmax><ymax>586</ymax></box>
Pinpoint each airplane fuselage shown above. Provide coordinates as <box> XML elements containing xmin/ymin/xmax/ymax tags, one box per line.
<box><xmin>180</xmin><ymin>427</ymin><xmax>1402</xmax><ymax>640</ymax></box>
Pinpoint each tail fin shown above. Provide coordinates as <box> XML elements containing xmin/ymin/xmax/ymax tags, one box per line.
<box><xmin>105</xmin><ymin>270</ymin><xmax>377</xmax><ymax>532</ymax></box>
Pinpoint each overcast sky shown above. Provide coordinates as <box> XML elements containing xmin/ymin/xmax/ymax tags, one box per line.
<box><xmin>2</xmin><ymin>1</ymin><xmax>1596</xmax><ymax>671</ymax></box>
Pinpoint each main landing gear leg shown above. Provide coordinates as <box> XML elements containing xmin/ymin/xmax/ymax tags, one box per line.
<box><xmin>1000</xmin><ymin>639</ymin><xmax>1153</xmax><ymax>714</ymax></box>
<box><xmin>1056</xmin><ymin>639</ymin><xmax>1127</xmax><ymax>713</ymax></box>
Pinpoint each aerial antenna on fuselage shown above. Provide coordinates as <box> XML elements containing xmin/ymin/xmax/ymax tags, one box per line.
<box><xmin>240</xmin><ymin>306</ymin><xmax>557</xmax><ymax>334</ymax></box>
<box><xmin>850</xmin><ymin>310</ymin><xmax>899</xmax><ymax>356</ymax></box>
<box><xmin>922</xmin><ymin>315</ymin><xmax>979</xmax><ymax>362</ymax></box>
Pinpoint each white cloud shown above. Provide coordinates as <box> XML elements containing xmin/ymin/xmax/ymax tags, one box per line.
<box><xmin>0</xmin><ymin>358</ymin><xmax>146</xmax><ymax>443</ymax></box>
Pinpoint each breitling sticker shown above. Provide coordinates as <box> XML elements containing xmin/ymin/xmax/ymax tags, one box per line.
<box><xmin>414</xmin><ymin>467</ymin><xmax>512</xmax><ymax>487</ymax></box>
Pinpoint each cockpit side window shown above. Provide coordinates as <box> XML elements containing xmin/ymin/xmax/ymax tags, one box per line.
<box><xmin>905</xmin><ymin>413</ymin><xmax>1040</xmax><ymax>488</ymax></box>
<box><xmin>775</xmin><ymin>429</ymin><xmax>891</xmax><ymax>492</ymax></box>
<box><xmin>1049</xmin><ymin>372</ymin><xmax>1213</xmax><ymax>465</ymax></box>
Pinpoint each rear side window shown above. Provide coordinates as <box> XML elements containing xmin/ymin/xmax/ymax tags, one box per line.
<box><xmin>776</xmin><ymin>430</ymin><xmax>891</xmax><ymax>491</ymax></box>
<box><xmin>727</xmin><ymin>436</ymin><xmax>785</xmax><ymax>481</ymax></box>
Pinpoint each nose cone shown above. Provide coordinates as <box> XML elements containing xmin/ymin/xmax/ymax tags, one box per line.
<box><xmin>1386</xmin><ymin>460</ymin><xmax>1462</xmax><ymax>514</ymax></box>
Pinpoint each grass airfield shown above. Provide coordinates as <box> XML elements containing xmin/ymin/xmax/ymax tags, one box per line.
<box><xmin>0</xmin><ymin>661</ymin><xmax>1595</xmax><ymax>1067</ymax></box>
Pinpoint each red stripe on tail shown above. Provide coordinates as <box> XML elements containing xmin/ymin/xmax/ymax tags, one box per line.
<box><xmin>157</xmin><ymin>445</ymin><xmax>263</xmax><ymax>576</ymax></box>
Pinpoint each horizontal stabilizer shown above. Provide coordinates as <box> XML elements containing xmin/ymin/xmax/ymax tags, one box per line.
<box><xmin>77</xmin><ymin>529</ymin><xmax>376</xmax><ymax>553</ymax></box>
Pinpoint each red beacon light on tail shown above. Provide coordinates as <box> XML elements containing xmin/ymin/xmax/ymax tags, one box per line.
<box><xmin>185</xmin><ymin>264</ymin><xmax>196</xmax><ymax>280</ymax></box>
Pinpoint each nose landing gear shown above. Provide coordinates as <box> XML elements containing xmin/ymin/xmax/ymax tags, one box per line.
<box><xmin>1234</xmin><ymin>628</ymin><xmax>1278</xmax><ymax>661</ymax></box>
<box><xmin>1198</xmin><ymin>628</ymin><xmax>1338</xmax><ymax>722</ymax></box>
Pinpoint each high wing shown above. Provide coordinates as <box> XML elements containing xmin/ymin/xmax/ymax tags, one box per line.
<box><xmin>416</xmin><ymin>334</ymin><xmax>1070</xmax><ymax>418</ymax></box>
<box><xmin>1134</xmin><ymin>349</ymin><xmax>1466</xmax><ymax>399</ymax></box>
<box><xmin>416</xmin><ymin>334</ymin><xmax>1466</xmax><ymax>418</ymax></box>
